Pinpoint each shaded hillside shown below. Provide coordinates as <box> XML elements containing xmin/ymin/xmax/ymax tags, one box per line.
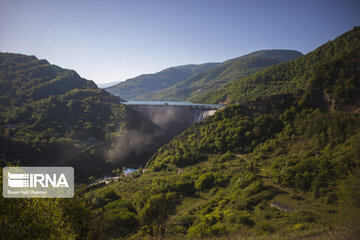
<box><xmin>0</xmin><ymin>53</ymin><xmax>163</xmax><ymax>180</ymax></box>
<box><xmin>106</xmin><ymin>62</ymin><xmax>220</xmax><ymax>100</ymax></box>
<box><xmin>0</xmin><ymin>53</ymin><xmax>88</xmax><ymax>104</ymax></box>
<box><xmin>195</xmin><ymin>27</ymin><xmax>360</xmax><ymax>106</ymax></box>
<box><xmin>137</xmin><ymin>50</ymin><xmax>303</xmax><ymax>101</ymax></box>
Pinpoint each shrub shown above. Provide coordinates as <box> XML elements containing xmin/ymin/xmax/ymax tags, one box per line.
<box><xmin>232</xmin><ymin>197</ymin><xmax>250</xmax><ymax>210</ymax></box>
<box><xmin>230</xmin><ymin>172</ymin><xmax>256</xmax><ymax>190</ymax></box>
<box><xmin>226</xmin><ymin>211</ymin><xmax>254</xmax><ymax>227</ymax></box>
<box><xmin>219</xmin><ymin>151</ymin><xmax>234</xmax><ymax>162</ymax></box>
<box><xmin>290</xmin><ymin>193</ymin><xmax>304</xmax><ymax>200</ymax></box>
<box><xmin>289</xmin><ymin>210</ymin><xmax>316</xmax><ymax>223</ymax></box>
<box><xmin>175</xmin><ymin>214</ymin><xmax>196</xmax><ymax>228</ymax></box>
<box><xmin>294</xmin><ymin>223</ymin><xmax>307</xmax><ymax>230</ymax></box>
<box><xmin>187</xmin><ymin>221</ymin><xmax>227</xmax><ymax>238</ymax></box>
<box><xmin>255</xmin><ymin>221</ymin><xmax>275</xmax><ymax>233</ymax></box>
<box><xmin>195</xmin><ymin>172</ymin><xmax>215</xmax><ymax>191</ymax></box>
<box><xmin>103</xmin><ymin>189</ymin><xmax>120</xmax><ymax>201</ymax></box>
<box><xmin>242</xmin><ymin>181</ymin><xmax>264</xmax><ymax>197</ymax></box>
<box><xmin>175</xmin><ymin>180</ymin><xmax>196</xmax><ymax>195</ymax></box>
<box><xmin>102</xmin><ymin>209</ymin><xmax>139</xmax><ymax>237</ymax></box>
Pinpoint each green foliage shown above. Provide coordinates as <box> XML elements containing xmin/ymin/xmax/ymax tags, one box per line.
<box><xmin>139</xmin><ymin>192</ymin><xmax>178</xmax><ymax>238</ymax></box>
<box><xmin>172</xmin><ymin>175</ymin><xmax>196</xmax><ymax>195</ymax></box>
<box><xmin>59</xmin><ymin>187</ymin><xmax>94</xmax><ymax>240</ymax></box>
<box><xmin>0</xmin><ymin>53</ymin><xmax>98</xmax><ymax>106</ymax></box>
<box><xmin>0</xmin><ymin>176</ymin><xmax>94</xmax><ymax>240</ymax></box>
<box><xmin>309</xmin><ymin>46</ymin><xmax>360</xmax><ymax>104</ymax></box>
<box><xmin>0</xmin><ymin>198</ymin><xmax>76</xmax><ymax>239</ymax></box>
<box><xmin>148</xmin><ymin>102</ymin><xmax>283</xmax><ymax>169</ymax></box>
<box><xmin>225</xmin><ymin>211</ymin><xmax>254</xmax><ymax>226</ymax></box>
<box><xmin>101</xmin><ymin>199</ymin><xmax>139</xmax><ymax>238</ymax></box>
<box><xmin>289</xmin><ymin>210</ymin><xmax>317</xmax><ymax>224</ymax></box>
<box><xmin>242</xmin><ymin>181</ymin><xmax>264</xmax><ymax>198</ymax></box>
<box><xmin>219</xmin><ymin>151</ymin><xmax>235</xmax><ymax>162</ymax></box>
<box><xmin>187</xmin><ymin>220</ymin><xmax>227</xmax><ymax>238</ymax></box>
<box><xmin>255</xmin><ymin>221</ymin><xmax>276</xmax><ymax>233</ymax></box>
<box><xmin>195</xmin><ymin>172</ymin><xmax>215</xmax><ymax>191</ymax></box>
<box><xmin>270</xmin><ymin>111</ymin><xmax>360</xmax><ymax>196</ymax></box>
<box><xmin>336</xmin><ymin>170</ymin><xmax>360</xmax><ymax>228</ymax></box>
<box><xmin>89</xmin><ymin>188</ymin><xmax>121</xmax><ymax>209</ymax></box>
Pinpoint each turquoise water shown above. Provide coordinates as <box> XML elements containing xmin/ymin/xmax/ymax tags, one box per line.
<box><xmin>121</xmin><ymin>101</ymin><xmax>223</xmax><ymax>108</ymax></box>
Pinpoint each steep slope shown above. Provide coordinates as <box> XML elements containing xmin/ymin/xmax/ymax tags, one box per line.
<box><xmin>0</xmin><ymin>53</ymin><xmax>162</xmax><ymax>180</ymax></box>
<box><xmin>195</xmin><ymin>27</ymin><xmax>360</xmax><ymax>105</ymax></box>
<box><xmin>0</xmin><ymin>53</ymin><xmax>105</xmax><ymax>105</ymax></box>
<box><xmin>138</xmin><ymin>50</ymin><xmax>303</xmax><ymax>101</ymax></box>
<box><xmin>105</xmin><ymin>62</ymin><xmax>220</xmax><ymax>100</ymax></box>
<box><xmin>78</xmin><ymin>28</ymin><xmax>360</xmax><ymax>240</ymax></box>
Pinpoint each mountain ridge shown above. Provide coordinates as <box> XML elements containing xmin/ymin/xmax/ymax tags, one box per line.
<box><xmin>126</xmin><ymin>50</ymin><xmax>303</xmax><ymax>101</ymax></box>
<box><xmin>194</xmin><ymin>27</ymin><xmax>360</xmax><ymax>105</ymax></box>
<box><xmin>106</xmin><ymin>62</ymin><xmax>220</xmax><ymax>100</ymax></box>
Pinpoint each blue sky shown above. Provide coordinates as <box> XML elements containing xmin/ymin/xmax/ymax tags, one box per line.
<box><xmin>1</xmin><ymin>0</ymin><xmax>359</xmax><ymax>84</ymax></box>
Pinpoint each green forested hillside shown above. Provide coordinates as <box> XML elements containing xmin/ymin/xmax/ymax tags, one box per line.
<box><xmin>1</xmin><ymin>28</ymin><xmax>360</xmax><ymax>240</ymax></box>
<box><xmin>137</xmin><ymin>50</ymin><xmax>303</xmax><ymax>101</ymax></box>
<box><xmin>0</xmin><ymin>53</ymin><xmax>102</xmax><ymax>105</ymax></box>
<box><xmin>106</xmin><ymin>62</ymin><xmax>220</xmax><ymax>100</ymax></box>
<box><xmin>0</xmin><ymin>53</ymin><xmax>162</xmax><ymax>180</ymax></box>
<box><xmin>72</xmin><ymin>94</ymin><xmax>360</xmax><ymax>239</ymax></box>
<box><xmin>51</xmin><ymin>27</ymin><xmax>359</xmax><ymax>240</ymax></box>
<box><xmin>195</xmin><ymin>27</ymin><xmax>360</xmax><ymax>106</ymax></box>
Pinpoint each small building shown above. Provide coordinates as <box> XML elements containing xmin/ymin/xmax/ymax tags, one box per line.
<box><xmin>124</xmin><ymin>168</ymin><xmax>138</xmax><ymax>177</ymax></box>
<box><xmin>270</xmin><ymin>201</ymin><xmax>294</xmax><ymax>212</ymax></box>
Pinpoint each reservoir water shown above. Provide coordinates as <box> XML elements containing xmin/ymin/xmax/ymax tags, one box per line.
<box><xmin>121</xmin><ymin>101</ymin><xmax>224</xmax><ymax>108</ymax></box>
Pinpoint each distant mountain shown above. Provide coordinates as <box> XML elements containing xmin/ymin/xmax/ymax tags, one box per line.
<box><xmin>0</xmin><ymin>53</ymin><xmax>162</xmax><ymax>180</ymax></box>
<box><xmin>96</xmin><ymin>81</ymin><xmax>122</xmax><ymax>88</ymax></box>
<box><xmin>105</xmin><ymin>62</ymin><xmax>220</xmax><ymax>100</ymax></box>
<box><xmin>195</xmin><ymin>27</ymin><xmax>360</xmax><ymax>107</ymax></box>
<box><xmin>140</xmin><ymin>50</ymin><xmax>303</xmax><ymax>101</ymax></box>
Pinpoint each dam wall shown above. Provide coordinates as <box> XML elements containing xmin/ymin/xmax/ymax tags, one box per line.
<box><xmin>130</xmin><ymin>105</ymin><xmax>218</xmax><ymax>128</ymax></box>
<box><xmin>123</xmin><ymin>102</ymin><xmax>223</xmax><ymax>136</ymax></box>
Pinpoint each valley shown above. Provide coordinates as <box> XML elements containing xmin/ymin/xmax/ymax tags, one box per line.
<box><xmin>1</xmin><ymin>27</ymin><xmax>360</xmax><ymax>240</ymax></box>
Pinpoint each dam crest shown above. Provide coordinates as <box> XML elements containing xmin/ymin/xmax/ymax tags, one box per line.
<box><xmin>121</xmin><ymin>101</ymin><xmax>223</xmax><ymax>132</ymax></box>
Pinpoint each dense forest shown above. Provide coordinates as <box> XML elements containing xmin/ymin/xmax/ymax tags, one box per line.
<box><xmin>1</xmin><ymin>27</ymin><xmax>360</xmax><ymax>240</ymax></box>
<box><xmin>0</xmin><ymin>53</ymin><xmax>166</xmax><ymax>180</ymax></box>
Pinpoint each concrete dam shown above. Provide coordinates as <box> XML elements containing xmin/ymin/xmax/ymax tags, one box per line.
<box><xmin>122</xmin><ymin>101</ymin><xmax>223</xmax><ymax>133</ymax></box>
